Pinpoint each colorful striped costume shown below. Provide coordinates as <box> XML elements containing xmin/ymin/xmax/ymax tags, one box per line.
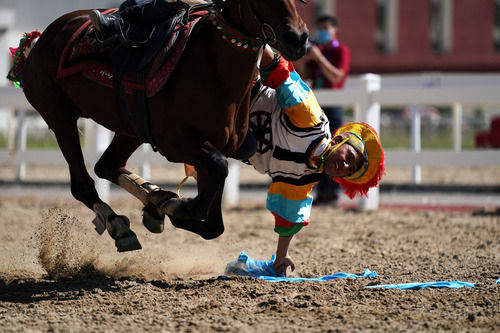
<box><xmin>248</xmin><ymin>56</ymin><xmax>332</xmax><ymax>236</ymax></box>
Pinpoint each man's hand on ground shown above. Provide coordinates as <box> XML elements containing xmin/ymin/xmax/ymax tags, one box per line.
<box><xmin>273</xmin><ymin>255</ymin><xmax>295</xmax><ymax>277</ymax></box>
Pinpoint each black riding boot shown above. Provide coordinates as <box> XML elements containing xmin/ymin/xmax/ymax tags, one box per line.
<box><xmin>90</xmin><ymin>10</ymin><xmax>119</xmax><ymax>41</ymax></box>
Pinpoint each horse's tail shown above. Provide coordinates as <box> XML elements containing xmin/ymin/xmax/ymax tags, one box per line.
<box><xmin>7</xmin><ymin>30</ymin><xmax>41</xmax><ymax>88</ymax></box>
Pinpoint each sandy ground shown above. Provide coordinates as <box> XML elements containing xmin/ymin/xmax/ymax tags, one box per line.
<box><xmin>0</xmin><ymin>197</ymin><xmax>498</xmax><ymax>332</ymax></box>
<box><xmin>1</xmin><ymin>163</ymin><xmax>500</xmax><ymax>185</ymax></box>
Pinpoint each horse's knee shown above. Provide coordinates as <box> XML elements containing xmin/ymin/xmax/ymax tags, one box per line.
<box><xmin>94</xmin><ymin>157</ymin><xmax>120</xmax><ymax>182</ymax></box>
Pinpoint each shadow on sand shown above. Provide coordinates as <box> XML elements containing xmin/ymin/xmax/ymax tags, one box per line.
<box><xmin>0</xmin><ymin>274</ymin><xmax>233</xmax><ymax>304</ymax></box>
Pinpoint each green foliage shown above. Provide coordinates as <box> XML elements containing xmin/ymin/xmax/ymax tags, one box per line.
<box><xmin>381</xmin><ymin>126</ymin><xmax>475</xmax><ymax>150</ymax></box>
<box><xmin>26</xmin><ymin>133</ymin><xmax>60</xmax><ymax>149</ymax></box>
<box><xmin>0</xmin><ymin>133</ymin><xmax>59</xmax><ymax>149</ymax></box>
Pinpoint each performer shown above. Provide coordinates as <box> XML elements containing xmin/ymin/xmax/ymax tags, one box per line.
<box><xmin>232</xmin><ymin>46</ymin><xmax>384</xmax><ymax>276</ymax></box>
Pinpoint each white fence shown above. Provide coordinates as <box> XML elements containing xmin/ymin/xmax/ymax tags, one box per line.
<box><xmin>1</xmin><ymin>73</ymin><xmax>500</xmax><ymax>209</ymax></box>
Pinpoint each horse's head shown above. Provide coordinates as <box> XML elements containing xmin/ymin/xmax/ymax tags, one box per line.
<box><xmin>220</xmin><ymin>0</ymin><xmax>309</xmax><ymax>61</ymax></box>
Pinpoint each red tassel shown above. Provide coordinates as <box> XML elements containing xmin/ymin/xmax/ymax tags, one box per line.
<box><xmin>9</xmin><ymin>47</ymin><xmax>18</xmax><ymax>56</ymax></box>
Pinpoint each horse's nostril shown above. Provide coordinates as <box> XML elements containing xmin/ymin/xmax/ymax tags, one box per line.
<box><xmin>281</xmin><ymin>28</ymin><xmax>308</xmax><ymax>48</ymax></box>
<box><xmin>282</xmin><ymin>30</ymin><xmax>301</xmax><ymax>46</ymax></box>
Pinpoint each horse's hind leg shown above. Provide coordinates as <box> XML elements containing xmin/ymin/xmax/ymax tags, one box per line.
<box><xmin>35</xmin><ymin>109</ymin><xmax>141</xmax><ymax>252</ymax></box>
<box><xmin>94</xmin><ymin>134</ymin><xmax>178</xmax><ymax>233</ymax></box>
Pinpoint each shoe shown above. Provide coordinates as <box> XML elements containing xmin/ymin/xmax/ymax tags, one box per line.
<box><xmin>90</xmin><ymin>9</ymin><xmax>117</xmax><ymax>41</ymax></box>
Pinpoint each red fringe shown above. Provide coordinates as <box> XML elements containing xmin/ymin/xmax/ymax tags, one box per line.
<box><xmin>272</xmin><ymin>213</ymin><xmax>310</xmax><ymax>228</ymax></box>
<box><xmin>9</xmin><ymin>47</ymin><xmax>18</xmax><ymax>56</ymax></box>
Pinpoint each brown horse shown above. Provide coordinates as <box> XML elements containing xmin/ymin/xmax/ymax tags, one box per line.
<box><xmin>21</xmin><ymin>0</ymin><xmax>308</xmax><ymax>252</ymax></box>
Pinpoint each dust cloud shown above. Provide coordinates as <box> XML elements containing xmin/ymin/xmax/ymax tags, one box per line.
<box><xmin>34</xmin><ymin>207</ymin><xmax>227</xmax><ymax>281</ymax></box>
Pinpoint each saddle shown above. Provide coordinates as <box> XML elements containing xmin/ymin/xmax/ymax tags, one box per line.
<box><xmin>57</xmin><ymin>7</ymin><xmax>211</xmax><ymax>149</ymax></box>
<box><xmin>112</xmin><ymin>1</ymin><xmax>188</xmax><ymax>74</ymax></box>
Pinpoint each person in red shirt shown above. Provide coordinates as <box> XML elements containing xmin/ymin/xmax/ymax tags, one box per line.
<box><xmin>305</xmin><ymin>15</ymin><xmax>351</xmax><ymax>206</ymax></box>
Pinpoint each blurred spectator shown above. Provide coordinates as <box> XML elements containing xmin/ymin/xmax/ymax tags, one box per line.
<box><xmin>304</xmin><ymin>15</ymin><xmax>351</xmax><ymax>206</ymax></box>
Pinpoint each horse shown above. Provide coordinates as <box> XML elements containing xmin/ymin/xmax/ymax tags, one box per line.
<box><xmin>19</xmin><ymin>0</ymin><xmax>308</xmax><ymax>252</ymax></box>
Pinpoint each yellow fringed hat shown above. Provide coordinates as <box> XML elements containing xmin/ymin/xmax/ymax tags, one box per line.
<box><xmin>332</xmin><ymin>122</ymin><xmax>385</xmax><ymax>199</ymax></box>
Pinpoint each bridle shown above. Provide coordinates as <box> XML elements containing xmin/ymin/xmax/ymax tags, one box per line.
<box><xmin>213</xmin><ymin>0</ymin><xmax>306</xmax><ymax>46</ymax></box>
<box><xmin>239</xmin><ymin>0</ymin><xmax>277</xmax><ymax>45</ymax></box>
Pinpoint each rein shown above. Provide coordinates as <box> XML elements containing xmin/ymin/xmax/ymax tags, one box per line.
<box><xmin>209</xmin><ymin>0</ymin><xmax>284</xmax><ymax>53</ymax></box>
<box><xmin>238</xmin><ymin>0</ymin><xmax>308</xmax><ymax>45</ymax></box>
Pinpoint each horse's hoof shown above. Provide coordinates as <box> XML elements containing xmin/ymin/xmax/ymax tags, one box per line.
<box><xmin>115</xmin><ymin>231</ymin><xmax>142</xmax><ymax>252</ymax></box>
<box><xmin>142</xmin><ymin>202</ymin><xmax>165</xmax><ymax>233</ymax></box>
<box><xmin>92</xmin><ymin>215</ymin><xmax>106</xmax><ymax>235</ymax></box>
<box><xmin>106</xmin><ymin>214</ymin><xmax>131</xmax><ymax>239</ymax></box>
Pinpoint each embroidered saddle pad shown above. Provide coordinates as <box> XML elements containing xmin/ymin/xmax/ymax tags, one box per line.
<box><xmin>57</xmin><ymin>9</ymin><xmax>207</xmax><ymax>97</ymax></box>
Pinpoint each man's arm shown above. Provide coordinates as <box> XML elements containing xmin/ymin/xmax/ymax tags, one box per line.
<box><xmin>259</xmin><ymin>47</ymin><xmax>321</xmax><ymax>276</ymax></box>
<box><xmin>267</xmin><ymin>181</ymin><xmax>316</xmax><ymax>276</ymax></box>
<box><xmin>273</xmin><ymin>235</ymin><xmax>295</xmax><ymax>276</ymax></box>
<box><xmin>307</xmin><ymin>45</ymin><xmax>345</xmax><ymax>84</ymax></box>
<box><xmin>259</xmin><ymin>47</ymin><xmax>324</xmax><ymax>129</ymax></box>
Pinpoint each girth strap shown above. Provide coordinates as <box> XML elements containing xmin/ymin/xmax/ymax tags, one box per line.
<box><xmin>113</xmin><ymin>69</ymin><xmax>158</xmax><ymax>151</ymax></box>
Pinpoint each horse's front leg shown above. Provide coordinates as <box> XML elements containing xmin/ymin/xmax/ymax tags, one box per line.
<box><xmin>160</xmin><ymin>142</ymin><xmax>228</xmax><ymax>233</ymax></box>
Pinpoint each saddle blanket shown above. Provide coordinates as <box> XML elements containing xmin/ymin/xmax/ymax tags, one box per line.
<box><xmin>57</xmin><ymin>8</ymin><xmax>206</xmax><ymax>97</ymax></box>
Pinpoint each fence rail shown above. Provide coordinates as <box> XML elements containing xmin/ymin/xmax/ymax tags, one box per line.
<box><xmin>1</xmin><ymin>73</ymin><xmax>500</xmax><ymax>209</ymax></box>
